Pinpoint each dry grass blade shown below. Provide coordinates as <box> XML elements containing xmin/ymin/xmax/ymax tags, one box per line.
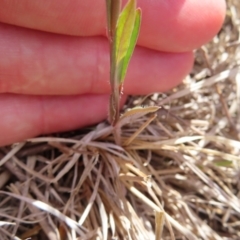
<box><xmin>78</xmin><ymin>163</ymin><xmax>102</xmax><ymax>226</ymax></box>
<box><xmin>0</xmin><ymin>142</ymin><xmax>25</xmax><ymax>166</ymax></box>
<box><xmin>155</xmin><ymin>211</ymin><xmax>165</xmax><ymax>240</ymax></box>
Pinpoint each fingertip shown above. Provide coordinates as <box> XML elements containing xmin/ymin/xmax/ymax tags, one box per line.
<box><xmin>125</xmin><ymin>48</ymin><xmax>194</xmax><ymax>94</ymax></box>
<box><xmin>178</xmin><ymin>0</ymin><xmax>226</xmax><ymax>50</ymax></box>
<box><xmin>138</xmin><ymin>0</ymin><xmax>226</xmax><ymax>52</ymax></box>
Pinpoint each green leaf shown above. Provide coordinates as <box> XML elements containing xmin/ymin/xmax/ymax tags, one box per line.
<box><xmin>112</xmin><ymin>0</ymin><xmax>141</xmax><ymax>85</ymax></box>
<box><xmin>119</xmin><ymin>8</ymin><xmax>141</xmax><ymax>82</ymax></box>
<box><xmin>115</xmin><ymin>0</ymin><xmax>136</xmax><ymax>65</ymax></box>
<box><xmin>213</xmin><ymin>160</ymin><xmax>233</xmax><ymax>168</ymax></box>
<box><xmin>107</xmin><ymin>0</ymin><xmax>141</xmax><ymax>125</ymax></box>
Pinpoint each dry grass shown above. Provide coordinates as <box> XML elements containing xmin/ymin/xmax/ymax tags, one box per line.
<box><xmin>1</xmin><ymin>1</ymin><xmax>240</xmax><ymax>239</ymax></box>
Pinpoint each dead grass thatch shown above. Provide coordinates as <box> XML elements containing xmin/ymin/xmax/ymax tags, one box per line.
<box><xmin>1</xmin><ymin>0</ymin><xmax>240</xmax><ymax>239</ymax></box>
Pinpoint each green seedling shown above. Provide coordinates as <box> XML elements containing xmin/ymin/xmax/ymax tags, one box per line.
<box><xmin>106</xmin><ymin>0</ymin><xmax>141</xmax><ymax>126</ymax></box>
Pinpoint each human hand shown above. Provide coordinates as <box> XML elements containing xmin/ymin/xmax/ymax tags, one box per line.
<box><xmin>0</xmin><ymin>0</ymin><xmax>226</xmax><ymax>146</ymax></box>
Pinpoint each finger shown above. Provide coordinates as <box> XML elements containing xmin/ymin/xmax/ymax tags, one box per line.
<box><xmin>0</xmin><ymin>93</ymin><xmax>111</xmax><ymax>146</ymax></box>
<box><xmin>0</xmin><ymin>23</ymin><xmax>193</xmax><ymax>95</ymax></box>
<box><xmin>0</xmin><ymin>0</ymin><xmax>226</xmax><ymax>52</ymax></box>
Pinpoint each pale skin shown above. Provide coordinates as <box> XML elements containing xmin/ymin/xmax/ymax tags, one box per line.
<box><xmin>0</xmin><ymin>0</ymin><xmax>226</xmax><ymax>146</ymax></box>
